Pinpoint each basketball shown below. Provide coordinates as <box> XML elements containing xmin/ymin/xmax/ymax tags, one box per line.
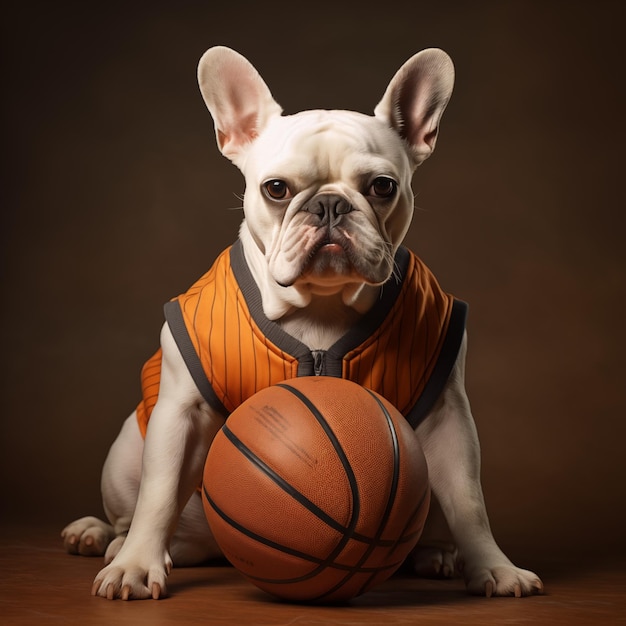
<box><xmin>201</xmin><ymin>376</ymin><xmax>430</xmax><ymax>603</ymax></box>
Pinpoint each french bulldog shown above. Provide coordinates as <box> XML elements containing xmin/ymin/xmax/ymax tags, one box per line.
<box><xmin>62</xmin><ymin>46</ymin><xmax>543</xmax><ymax>601</ymax></box>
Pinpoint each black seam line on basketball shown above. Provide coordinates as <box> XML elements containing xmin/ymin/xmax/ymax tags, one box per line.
<box><xmin>383</xmin><ymin>483</ymin><xmax>430</xmax><ymax>563</ymax></box>
<box><xmin>245</xmin><ymin>557</ymin><xmax>404</xmax><ymax>581</ymax></box>
<box><xmin>205</xmin><ymin>489</ymin><xmax>404</xmax><ymax>582</ymax></box>
<box><xmin>202</xmin><ymin>484</ymin><xmax>326</xmax><ymax>566</ymax></box>
<box><xmin>315</xmin><ymin>389</ymin><xmax>402</xmax><ymax>602</ymax></box>
<box><xmin>205</xmin><ymin>481</ymin><xmax>405</xmax><ymax>581</ymax></box>
<box><xmin>354</xmin><ymin>390</ymin><xmax>403</xmax><ymax>599</ymax></box>
<box><xmin>245</xmin><ymin>563</ymin><xmax>405</xmax><ymax>587</ymax></box>
<box><xmin>221</xmin><ymin>425</ymin><xmax>349</xmax><ymax>536</ymax></box>
<box><xmin>273</xmin><ymin>382</ymin><xmax>362</xmax><ymax>582</ymax></box>
<box><xmin>274</xmin><ymin>382</ymin><xmax>361</xmax><ymax>536</ymax></box>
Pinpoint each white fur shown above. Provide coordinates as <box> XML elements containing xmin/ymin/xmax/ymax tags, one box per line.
<box><xmin>62</xmin><ymin>46</ymin><xmax>543</xmax><ymax>600</ymax></box>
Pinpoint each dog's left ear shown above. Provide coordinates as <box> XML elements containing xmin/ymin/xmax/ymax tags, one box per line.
<box><xmin>375</xmin><ymin>49</ymin><xmax>454</xmax><ymax>167</ymax></box>
<box><xmin>197</xmin><ymin>46</ymin><xmax>283</xmax><ymax>166</ymax></box>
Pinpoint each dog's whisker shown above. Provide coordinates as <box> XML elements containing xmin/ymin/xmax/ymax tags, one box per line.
<box><xmin>390</xmin><ymin>255</ymin><xmax>402</xmax><ymax>283</ymax></box>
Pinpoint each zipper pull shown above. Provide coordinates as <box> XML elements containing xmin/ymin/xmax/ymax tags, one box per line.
<box><xmin>312</xmin><ymin>350</ymin><xmax>326</xmax><ymax>376</ymax></box>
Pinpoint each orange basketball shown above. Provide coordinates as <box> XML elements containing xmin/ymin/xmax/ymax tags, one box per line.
<box><xmin>202</xmin><ymin>376</ymin><xmax>430</xmax><ymax>603</ymax></box>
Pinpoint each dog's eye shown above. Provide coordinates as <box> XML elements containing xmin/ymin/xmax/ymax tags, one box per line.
<box><xmin>263</xmin><ymin>179</ymin><xmax>291</xmax><ymax>201</ymax></box>
<box><xmin>370</xmin><ymin>177</ymin><xmax>397</xmax><ymax>198</ymax></box>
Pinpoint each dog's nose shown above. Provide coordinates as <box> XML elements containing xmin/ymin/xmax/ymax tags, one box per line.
<box><xmin>304</xmin><ymin>194</ymin><xmax>353</xmax><ymax>223</ymax></box>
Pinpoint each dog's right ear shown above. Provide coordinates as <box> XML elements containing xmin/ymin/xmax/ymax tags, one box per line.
<box><xmin>198</xmin><ymin>47</ymin><xmax>283</xmax><ymax>166</ymax></box>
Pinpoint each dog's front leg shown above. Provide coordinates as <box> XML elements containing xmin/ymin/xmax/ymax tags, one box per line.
<box><xmin>416</xmin><ymin>333</ymin><xmax>543</xmax><ymax>597</ymax></box>
<box><xmin>91</xmin><ymin>324</ymin><xmax>222</xmax><ymax>600</ymax></box>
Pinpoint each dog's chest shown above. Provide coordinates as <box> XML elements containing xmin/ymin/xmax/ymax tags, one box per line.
<box><xmin>278</xmin><ymin>317</ymin><xmax>353</xmax><ymax>352</ymax></box>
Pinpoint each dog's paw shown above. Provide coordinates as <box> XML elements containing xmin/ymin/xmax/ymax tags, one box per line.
<box><xmin>91</xmin><ymin>549</ymin><xmax>173</xmax><ymax>600</ymax></box>
<box><xmin>464</xmin><ymin>563</ymin><xmax>544</xmax><ymax>597</ymax></box>
<box><xmin>61</xmin><ymin>516</ymin><xmax>116</xmax><ymax>557</ymax></box>
<box><xmin>410</xmin><ymin>544</ymin><xmax>458</xmax><ymax>579</ymax></box>
<box><xmin>103</xmin><ymin>535</ymin><xmax>126</xmax><ymax>565</ymax></box>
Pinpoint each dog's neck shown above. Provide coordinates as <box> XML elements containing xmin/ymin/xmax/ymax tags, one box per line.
<box><xmin>277</xmin><ymin>294</ymin><xmax>371</xmax><ymax>351</ymax></box>
<box><xmin>239</xmin><ymin>223</ymin><xmax>380</xmax><ymax>350</ymax></box>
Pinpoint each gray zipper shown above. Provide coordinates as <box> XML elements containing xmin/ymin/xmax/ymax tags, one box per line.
<box><xmin>312</xmin><ymin>350</ymin><xmax>326</xmax><ymax>376</ymax></box>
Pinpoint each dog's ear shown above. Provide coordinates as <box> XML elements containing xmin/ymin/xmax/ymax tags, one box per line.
<box><xmin>198</xmin><ymin>47</ymin><xmax>283</xmax><ymax>165</ymax></box>
<box><xmin>375</xmin><ymin>49</ymin><xmax>454</xmax><ymax>167</ymax></box>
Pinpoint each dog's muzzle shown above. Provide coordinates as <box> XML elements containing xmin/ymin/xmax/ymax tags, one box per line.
<box><xmin>302</xmin><ymin>194</ymin><xmax>353</xmax><ymax>225</ymax></box>
<box><xmin>273</xmin><ymin>191</ymin><xmax>391</xmax><ymax>287</ymax></box>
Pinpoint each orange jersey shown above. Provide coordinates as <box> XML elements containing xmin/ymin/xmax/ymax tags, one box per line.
<box><xmin>136</xmin><ymin>240</ymin><xmax>467</xmax><ymax>436</ymax></box>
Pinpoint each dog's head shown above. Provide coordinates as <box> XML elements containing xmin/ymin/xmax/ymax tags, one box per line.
<box><xmin>198</xmin><ymin>47</ymin><xmax>454</xmax><ymax>318</ymax></box>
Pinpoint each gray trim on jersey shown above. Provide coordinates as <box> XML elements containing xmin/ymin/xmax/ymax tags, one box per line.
<box><xmin>229</xmin><ymin>239</ymin><xmax>316</xmax><ymax>375</ymax></box>
<box><xmin>164</xmin><ymin>299</ymin><xmax>229</xmax><ymax>417</ymax></box>
<box><xmin>406</xmin><ymin>298</ymin><xmax>468</xmax><ymax>428</ymax></box>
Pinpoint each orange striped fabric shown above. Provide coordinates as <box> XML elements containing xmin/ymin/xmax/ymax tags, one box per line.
<box><xmin>173</xmin><ymin>246</ymin><xmax>300</xmax><ymax>414</ymax></box>
<box><xmin>135</xmin><ymin>243</ymin><xmax>463</xmax><ymax>437</ymax></box>
<box><xmin>136</xmin><ymin>349</ymin><xmax>162</xmax><ymax>438</ymax></box>
<box><xmin>342</xmin><ymin>251</ymin><xmax>453</xmax><ymax>415</ymax></box>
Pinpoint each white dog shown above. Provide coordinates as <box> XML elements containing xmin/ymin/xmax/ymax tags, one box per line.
<box><xmin>62</xmin><ymin>46</ymin><xmax>543</xmax><ymax>601</ymax></box>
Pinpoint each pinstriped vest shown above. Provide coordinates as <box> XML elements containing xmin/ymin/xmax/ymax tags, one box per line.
<box><xmin>136</xmin><ymin>240</ymin><xmax>467</xmax><ymax>435</ymax></box>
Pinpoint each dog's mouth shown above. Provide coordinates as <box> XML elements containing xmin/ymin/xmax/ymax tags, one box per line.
<box><xmin>272</xmin><ymin>217</ymin><xmax>393</xmax><ymax>289</ymax></box>
<box><xmin>273</xmin><ymin>234</ymin><xmax>353</xmax><ymax>288</ymax></box>
<box><xmin>296</xmin><ymin>229</ymin><xmax>393</xmax><ymax>290</ymax></box>
<box><xmin>303</xmin><ymin>234</ymin><xmax>353</xmax><ymax>271</ymax></box>
<box><xmin>312</xmin><ymin>240</ymin><xmax>346</xmax><ymax>257</ymax></box>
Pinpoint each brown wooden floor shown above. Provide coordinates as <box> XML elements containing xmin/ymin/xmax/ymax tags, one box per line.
<box><xmin>1</xmin><ymin>524</ymin><xmax>625</xmax><ymax>625</ymax></box>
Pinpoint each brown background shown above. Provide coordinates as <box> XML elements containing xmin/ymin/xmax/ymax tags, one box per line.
<box><xmin>1</xmin><ymin>0</ymin><xmax>624</xmax><ymax>572</ymax></box>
